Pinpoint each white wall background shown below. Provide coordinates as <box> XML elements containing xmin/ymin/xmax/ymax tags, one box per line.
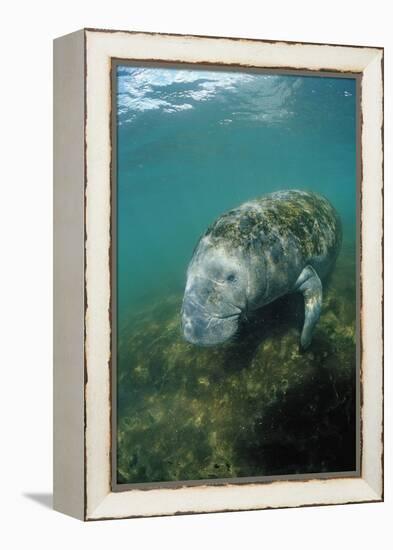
<box><xmin>0</xmin><ymin>1</ymin><xmax>391</xmax><ymax>548</ymax></box>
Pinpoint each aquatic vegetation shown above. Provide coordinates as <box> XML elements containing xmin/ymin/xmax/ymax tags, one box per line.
<box><xmin>117</xmin><ymin>245</ymin><xmax>356</xmax><ymax>483</ymax></box>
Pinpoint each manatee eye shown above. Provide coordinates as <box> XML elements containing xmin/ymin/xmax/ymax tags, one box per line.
<box><xmin>227</xmin><ymin>273</ymin><xmax>236</xmax><ymax>283</ymax></box>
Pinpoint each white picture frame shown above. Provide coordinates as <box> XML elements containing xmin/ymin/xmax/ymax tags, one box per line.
<box><xmin>53</xmin><ymin>28</ymin><xmax>383</xmax><ymax>521</ymax></box>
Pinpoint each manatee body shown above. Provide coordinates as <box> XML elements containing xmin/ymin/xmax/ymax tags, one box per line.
<box><xmin>181</xmin><ymin>190</ymin><xmax>341</xmax><ymax>348</ymax></box>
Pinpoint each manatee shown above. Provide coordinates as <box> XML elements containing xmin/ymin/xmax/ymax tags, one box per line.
<box><xmin>181</xmin><ymin>190</ymin><xmax>342</xmax><ymax>349</ymax></box>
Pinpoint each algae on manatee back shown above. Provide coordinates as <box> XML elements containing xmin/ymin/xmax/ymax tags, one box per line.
<box><xmin>117</xmin><ymin>245</ymin><xmax>356</xmax><ymax>484</ymax></box>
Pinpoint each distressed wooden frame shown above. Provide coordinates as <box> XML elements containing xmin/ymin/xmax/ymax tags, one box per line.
<box><xmin>53</xmin><ymin>28</ymin><xmax>383</xmax><ymax>521</ymax></box>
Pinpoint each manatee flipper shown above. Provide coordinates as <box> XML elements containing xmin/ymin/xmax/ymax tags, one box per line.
<box><xmin>294</xmin><ymin>265</ymin><xmax>322</xmax><ymax>349</ymax></box>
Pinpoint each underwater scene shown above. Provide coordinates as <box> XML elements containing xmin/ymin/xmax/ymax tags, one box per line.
<box><xmin>115</xmin><ymin>64</ymin><xmax>358</xmax><ymax>484</ymax></box>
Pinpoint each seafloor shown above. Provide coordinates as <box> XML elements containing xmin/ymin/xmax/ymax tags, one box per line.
<box><xmin>117</xmin><ymin>244</ymin><xmax>357</xmax><ymax>484</ymax></box>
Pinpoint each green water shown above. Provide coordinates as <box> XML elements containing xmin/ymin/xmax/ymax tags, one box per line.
<box><xmin>116</xmin><ymin>66</ymin><xmax>357</xmax><ymax>484</ymax></box>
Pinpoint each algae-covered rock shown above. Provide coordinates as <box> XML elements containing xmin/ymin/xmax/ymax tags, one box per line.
<box><xmin>117</xmin><ymin>246</ymin><xmax>356</xmax><ymax>483</ymax></box>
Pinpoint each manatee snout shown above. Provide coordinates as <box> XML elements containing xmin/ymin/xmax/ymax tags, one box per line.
<box><xmin>181</xmin><ymin>284</ymin><xmax>241</xmax><ymax>346</ymax></box>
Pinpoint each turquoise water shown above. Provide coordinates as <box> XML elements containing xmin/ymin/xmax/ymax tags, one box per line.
<box><xmin>116</xmin><ymin>65</ymin><xmax>357</xmax><ymax>484</ymax></box>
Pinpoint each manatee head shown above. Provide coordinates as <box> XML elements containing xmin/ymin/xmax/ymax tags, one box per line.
<box><xmin>181</xmin><ymin>235</ymin><xmax>251</xmax><ymax>346</ymax></box>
